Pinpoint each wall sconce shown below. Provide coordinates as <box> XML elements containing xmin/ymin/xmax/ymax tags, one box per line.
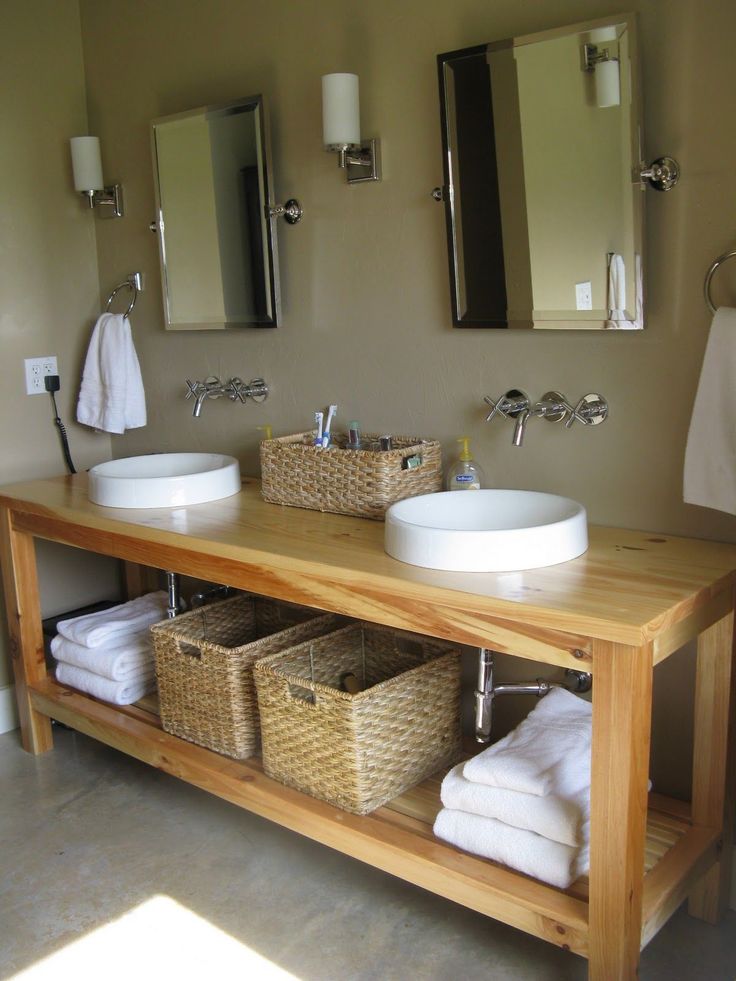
<box><xmin>321</xmin><ymin>73</ymin><xmax>381</xmax><ymax>184</ymax></box>
<box><xmin>70</xmin><ymin>136</ymin><xmax>124</xmax><ymax>217</ymax></box>
<box><xmin>582</xmin><ymin>43</ymin><xmax>620</xmax><ymax>108</ymax></box>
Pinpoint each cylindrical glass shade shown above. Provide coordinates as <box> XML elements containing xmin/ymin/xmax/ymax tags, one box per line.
<box><xmin>70</xmin><ymin>136</ymin><xmax>103</xmax><ymax>192</ymax></box>
<box><xmin>321</xmin><ymin>73</ymin><xmax>360</xmax><ymax>147</ymax></box>
<box><xmin>595</xmin><ymin>59</ymin><xmax>620</xmax><ymax>108</ymax></box>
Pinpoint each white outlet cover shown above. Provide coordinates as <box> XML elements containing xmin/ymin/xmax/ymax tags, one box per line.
<box><xmin>24</xmin><ymin>356</ymin><xmax>58</xmax><ymax>395</ymax></box>
<box><xmin>575</xmin><ymin>282</ymin><xmax>593</xmax><ymax>311</ymax></box>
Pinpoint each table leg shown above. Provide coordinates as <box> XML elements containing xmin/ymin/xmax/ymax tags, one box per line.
<box><xmin>688</xmin><ymin>608</ymin><xmax>736</xmax><ymax>922</ymax></box>
<box><xmin>0</xmin><ymin>507</ymin><xmax>52</xmax><ymax>754</ymax></box>
<box><xmin>123</xmin><ymin>562</ymin><xmax>161</xmax><ymax>600</ymax></box>
<box><xmin>588</xmin><ymin>640</ymin><xmax>653</xmax><ymax>980</ymax></box>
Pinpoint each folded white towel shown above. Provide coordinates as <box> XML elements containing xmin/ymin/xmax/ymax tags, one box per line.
<box><xmin>684</xmin><ymin>307</ymin><xmax>736</xmax><ymax>515</ymax></box>
<box><xmin>441</xmin><ymin>762</ymin><xmax>586</xmax><ymax>847</ymax></box>
<box><xmin>56</xmin><ymin>592</ymin><xmax>168</xmax><ymax>648</ymax></box>
<box><xmin>434</xmin><ymin>807</ymin><xmax>588</xmax><ymax>890</ymax></box>
<box><xmin>50</xmin><ymin>631</ymin><xmax>154</xmax><ymax>681</ymax></box>
<box><xmin>56</xmin><ymin>662</ymin><xmax>155</xmax><ymax>705</ymax></box>
<box><xmin>77</xmin><ymin>312</ymin><xmax>147</xmax><ymax>435</ymax></box>
<box><xmin>463</xmin><ymin>688</ymin><xmax>591</xmax><ymax>797</ymax></box>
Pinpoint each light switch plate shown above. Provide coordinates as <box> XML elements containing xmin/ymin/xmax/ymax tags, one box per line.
<box><xmin>575</xmin><ymin>282</ymin><xmax>593</xmax><ymax>311</ymax></box>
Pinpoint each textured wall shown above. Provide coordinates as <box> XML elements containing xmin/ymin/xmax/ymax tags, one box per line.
<box><xmin>0</xmin><ymin>0</ymin><xmax>121</xmax><ymax>717</ymax></box>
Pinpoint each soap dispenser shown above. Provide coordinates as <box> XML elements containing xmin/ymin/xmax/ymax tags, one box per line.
<box><xmin>446</xmin><ymin>436</ymin><xmax>484</xmax><ymax>491</ymax></box>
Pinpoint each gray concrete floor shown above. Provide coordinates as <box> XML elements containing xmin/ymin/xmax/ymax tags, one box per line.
<box><xmin>1</xmin><ymin>727</ymin><xmax>734</xmax><ymax>981</ymax></box>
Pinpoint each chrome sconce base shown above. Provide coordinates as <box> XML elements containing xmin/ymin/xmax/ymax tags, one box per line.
<box><xmin>268</xmin><ymin>199</ymin><xmax>303</xmax><ymax>224</ymax></box>
<box><xmin>326</xmin><ymin>139</ymin><xmax>381</xmax><ymax>183</ymax></box>
<box><xmin>638</xmin><ymin>156</ymin><xmax>680</xmax><ymax>192</ymax></box>
<box><xmin>81</xmin><ymin>183</ymin><xmax>124</xmax><ymax>218</ymax></box>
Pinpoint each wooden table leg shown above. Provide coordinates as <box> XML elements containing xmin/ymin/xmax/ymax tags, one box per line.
<box><xmin>688</xmin><ymin>608</ymin><xmax>736</xmax><ymax>922</ymax></box>
<box><xmin>588</xmin><ymin>640</ymin><xmax>653</xmax><ymax>980</ymax></box>
<box><xmin>0</xmin><ymin>507</ymin><xmax>52</xmax><ymax>754</ymax></box>
<box><xmin>124</xmin><ymin>562</ymin><xmax>161</xmax><ymax>600</ymax></box>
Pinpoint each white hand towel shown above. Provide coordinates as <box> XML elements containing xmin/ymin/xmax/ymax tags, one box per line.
<box><xmin>441</xmin><ymin>762</ymin><xmax>587</xmax><ymax>847</ymax></box>
<box><xmin>77</xmin><ymin>312</ymin><xmax>146</xmax><ymax>434</ymax></box>
<box><xmin>606</xmin><ymin>252</ymin><xmax>627</xmax><ymax>325</ymax></box>
<box><xmin>50</xmin><ymin>631</ymin><xmax>154</xmax><ymax>681</ymax></box>
<box><xmin>56</xmin><ymin>662</ymin><xmax>156</xmax><ymax>705</ymax></box>
<box><xmin>462</xmin><ymin>688</ymin><xmax>591</xmax><ymax>796</ymax></box>
<box><xmin>684</xmin><ymin>308</ymin><xmax>736</xmax><ymax>515</ymax></box>
<box><xmin>56</xmin><ymin>591</ymin><xmax>168</xmax><ymax>648</ymax></box>
<box><xmin>433</xmin><ymin>807</ymin><xmax>588</xmax><ymax>890</ymax></box>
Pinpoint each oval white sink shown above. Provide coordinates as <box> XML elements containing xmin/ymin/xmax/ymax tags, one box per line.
<box><xmin>88</xmin><ymin>453</ymin><xmax>241</xmax><ymax>508</ymax></box>
<box><xmin>385</xmin><ymin>489</ymin><xmax>587</xmax><ymax>572</ymax></box>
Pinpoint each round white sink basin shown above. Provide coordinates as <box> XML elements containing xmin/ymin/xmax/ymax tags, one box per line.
<box><xmin>385</xmin><ymin>489</ymin><xmax>587</xmax><ymax>572</ymax></box>
<box><xmin>88</xmin><ymin>453</ymin><xmax>241</xmax><ymax>508</ymax></box>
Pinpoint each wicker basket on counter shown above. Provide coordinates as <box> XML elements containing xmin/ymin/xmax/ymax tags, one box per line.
<box><xmin>151</xmin><ymin>593</ymin><xmax>344</xmax><ymax>759</ymax></box>
<box><xmin>253</xmin><ymin>622</ymin><xmax>462</xmax><ymax>814</ymax></box>
<box><xmin>259</xmin><ymin>431</ymin><xmax>442</xmax><ymax>519</ymax></box>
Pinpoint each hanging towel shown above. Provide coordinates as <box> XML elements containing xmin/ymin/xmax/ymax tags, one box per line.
<box><xmin>50</xmin><ymin>630</ymin><xmax>154</xmax><ymax>681</ymax></box>
<box><xmin>462</xmin><ymin>688</ymin><xmax>591</xmax><ymax>797</ymax></box>
<box><xmin>56</xmin><ymin>661</ymin><xmax>155</xmax><ymax>705</ymax></box>
<box><xmin>606</xmin><ymin>252</ymin><xmax>627</xmax><ymax>325</ymax></box>
<box><xmin>684</xmin><ymin>307</ymin><xmax>736</xmax><ymax>515</ymax></box>
<box><xmin>440</xmin><ymin>762</ymin><xmax>587</xmax><ymax>847</ymax></box>
<box><xmin>433</xmin><ymin>807</ymin><xmax>588</xmax><ymax>890</ymax></box>
<box><xmin>77</xmin><ymin>312</ymin><xmax>146</xmax><ymax>434</ymax></box>
<box><xmin>56</xmin><ymin>591</ymin><xmax>168</xmax><ymax>648</ymax></box>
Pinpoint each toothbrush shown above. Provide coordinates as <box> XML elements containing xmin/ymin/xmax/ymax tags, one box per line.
<box><xmin>314</xmin><ymin>411</ymin><xmax>324</xmax><ymax>446</ymax></box>
<box><xmin>322</xmin><ymin>403</ymin><xmax>337</xmax><ymax>448</ymax></box>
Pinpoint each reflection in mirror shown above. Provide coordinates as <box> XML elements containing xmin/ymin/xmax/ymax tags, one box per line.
<box><xmin>151</xmin><ymin>95</ymin><xmax>280</xmax><ymax>330</ymax></box>
<box><xmin>438</xmin><ymin>14</ymin><xmax>643</xmax><ymax>329</ymax></box>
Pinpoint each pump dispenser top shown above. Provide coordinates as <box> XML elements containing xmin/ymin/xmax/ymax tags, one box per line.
<box><xmin>446</xmin><ymin>436</ymin><xmax>484</xmax><ymax>491</ymax></box>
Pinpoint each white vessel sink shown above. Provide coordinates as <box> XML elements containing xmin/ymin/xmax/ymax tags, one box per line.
<box><xmin>385</xmin><ymin>489</ymin><xmax>587</xmax><ymax>572</ymax></box>
<box><xmin>88</xmin><ymin>453</ymin><xmax>241</xmax><ymax>508</ymax></box>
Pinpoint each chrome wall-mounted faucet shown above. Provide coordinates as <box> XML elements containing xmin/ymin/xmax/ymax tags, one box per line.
<box><xmin>185</xmin><ymin>376</ymin><xmax>269</xmax><ymax>418</ymax></box>
<box><xmin>484</xmin><ymin>389</ymin><xmax>608</xmax><ymax>446</ymax></box>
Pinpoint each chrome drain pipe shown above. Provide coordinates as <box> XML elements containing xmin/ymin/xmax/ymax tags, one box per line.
<box><xmin>474</xmin><ymin>648</ymin><xmax>592</xmax><ymax>744</ymax></box>
<box><xmin>166</xmin><ymin>571</ymin><xmax>182</xmax><ymax>618</ymax></box>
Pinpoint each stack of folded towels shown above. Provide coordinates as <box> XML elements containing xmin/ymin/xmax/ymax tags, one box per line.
<box><xmin>433</xmin><ymin>688</ymin><xmax>592</xmax><ymax>889</ymax></box>
<box><xmin>52</xmin><ymin>591</ymin><xmax>168</xmax><ymax>705</ymax></box>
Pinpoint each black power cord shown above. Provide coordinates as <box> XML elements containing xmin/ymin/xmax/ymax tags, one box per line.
<box><xmin>44</xmin><ymin>375</ymin><xmax>77</xmax><ymax>474</ymax></box>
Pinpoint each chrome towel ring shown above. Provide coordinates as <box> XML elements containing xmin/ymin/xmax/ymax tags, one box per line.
<box><xmin>704</xmin><ymin>251</ymin><xmax>736</xmax><ymax>314</ymax></box>
<box><xmin>105</xmin><ymin>272</ymin><xmax>143</xmax><ymax>319</ymax></box>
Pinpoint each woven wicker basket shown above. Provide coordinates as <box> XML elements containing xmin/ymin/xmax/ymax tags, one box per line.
<box><xmin>151</xmin><ymin>594</ymin><xmax>343</xmax><ymax>759</ymax></box>
<box><xmin>260</xmin><ymin>431</ymin><xmax>442</xmax><ymax>519</ymax></box>
<box><xmin>254</xmin><ymin>622</ymin><xmax>462</xmax><ymax>814</ymax></box>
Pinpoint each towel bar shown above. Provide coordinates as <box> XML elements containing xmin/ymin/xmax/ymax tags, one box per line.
<box><xmin>106</xmin><ymin>272</ymin><xmax>143</xmax><ymax>319</ymax></box>
<box><xmin>704</xmin><ymin>251</ymin><xmax>736</xmax><ymax>314</ymax></box>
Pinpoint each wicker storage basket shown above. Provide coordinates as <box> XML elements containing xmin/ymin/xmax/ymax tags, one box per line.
<box><xmin>260</xmin><ymin>431</ymin><xmax>442</xmax><ymax>519</ymax></box>
<box><xmin>151</xmin><ymin>594</ymin><xmax>343</xmax><ymax>759</ymax></box>
<box><xmin>253</xmin><ymin>622</ymin><xmax>462</xmax><ymax>814</ymax></box>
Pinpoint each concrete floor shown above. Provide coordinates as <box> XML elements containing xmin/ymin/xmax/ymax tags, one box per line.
<box><xmin>1</xmin><ymin>727</ymin><xmax>734</xmax><ymax>981</ymax></box>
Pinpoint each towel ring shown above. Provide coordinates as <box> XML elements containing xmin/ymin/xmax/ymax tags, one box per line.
<box><xmin>704</xmin><ymin>251</ymin><xmax>736</xmax><ymax>314</ymax></box>
<box><xmin>105</xmin><ymin>272</ymin><xmax>143</xmax><ymax>319</ymax></box>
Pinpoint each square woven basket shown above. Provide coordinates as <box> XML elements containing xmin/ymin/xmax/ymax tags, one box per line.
<box><xmin>151</xmin><ymin>594</ymin><xmax>344</xmax><ymax>759</ymax></box>
<box><xmin>253</xmin><ymin>622</ymin><xmax>462</xmax><ymax>814</ymax></box>
<box><xmin>260</xmin><ymin>431</ymin><xmax>442</xmax><ymax>519</ymax></box>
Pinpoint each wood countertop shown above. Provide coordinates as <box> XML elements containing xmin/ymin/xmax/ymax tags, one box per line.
<box><xmin>2</xmin><ymin>474</ymin><xmax>735</xmax><ymax>661</ymax></box>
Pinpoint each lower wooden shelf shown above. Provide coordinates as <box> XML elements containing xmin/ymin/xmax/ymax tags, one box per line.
<box><xmin>29</xmin><ymin>677</ymin><xmax>720</xmax><ymax>960</ymax></box>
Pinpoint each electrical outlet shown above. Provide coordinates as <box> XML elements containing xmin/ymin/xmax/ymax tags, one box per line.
<box><xmin>575</xmin><ymin>281</ymin><xmax>593</xmax><ymax>311</ymax></box>
<box><xmin>24</xmin><ymin>356</ymin><xmax>58</xmax><ymax>395</ymax></box>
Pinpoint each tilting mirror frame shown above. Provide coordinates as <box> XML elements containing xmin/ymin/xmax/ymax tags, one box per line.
<box><xmin>437</xmin><ymin>13</ymin><xmax>644</xmax><ymax>330</ymax></box>
<box><xmin>151</xmin><ymin>94</ymin><xmax>281</xmax><ymax>330</ymax></box>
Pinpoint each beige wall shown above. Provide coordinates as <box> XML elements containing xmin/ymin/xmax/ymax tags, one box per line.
<box><xmin>0</xmin><ymin>0</ymin><xmax>121</xmax><ymax>722</ymax></box>
<box><xmin>72</xmin><ymin>0</ymin><xmax>736</xmax><ymax>800</ymax></box>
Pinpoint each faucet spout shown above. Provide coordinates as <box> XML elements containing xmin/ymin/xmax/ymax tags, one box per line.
<box><xmin>512</xmin><ymin>409</ymin><xmax>531</xmax><ymax>447</ymax></box>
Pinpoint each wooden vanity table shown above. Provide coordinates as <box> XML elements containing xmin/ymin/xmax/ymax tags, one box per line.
<box><xmin>1</xmin><ymin>474</ymin><xmax>734</xmax><ymax>980</ymax></box>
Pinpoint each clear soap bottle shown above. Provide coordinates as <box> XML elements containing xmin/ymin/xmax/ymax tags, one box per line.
<box><xmin>446</xmin><ymin>436</ymin><xmax>484</xmax><ymax>491</ymax></box>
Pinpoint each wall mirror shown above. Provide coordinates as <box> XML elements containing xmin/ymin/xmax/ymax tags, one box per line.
<box><xmin>437</xmin><ymin>14</ymin><xmax>643</xmax><ymax>329</ymax></box>
<box><xmin>151</xmin><ymin>95</ymin><xmax>280</xmax><ymax>330</ymax></box>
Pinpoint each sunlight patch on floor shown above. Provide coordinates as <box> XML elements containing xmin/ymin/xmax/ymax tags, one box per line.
<box><xmin>10</xmin><ymin>894</ymin><xmax>299</xmax><ymax>980</ymax></box>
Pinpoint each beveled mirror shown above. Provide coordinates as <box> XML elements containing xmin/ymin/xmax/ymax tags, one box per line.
<box><xmin>151</xmin><ymin>95</ymin><xmax>280</xmax><ymax>329</ymax></box>
<box><xmin>437</xmin><ymin>14</ymin><xmax>644</xmax><ymax>329</ymax></box>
